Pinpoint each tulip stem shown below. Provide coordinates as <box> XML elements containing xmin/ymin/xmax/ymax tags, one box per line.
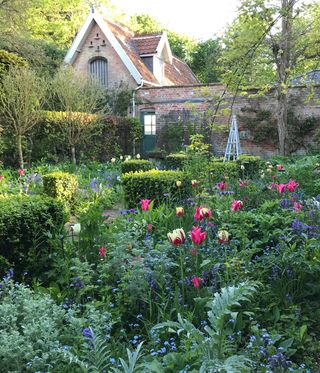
<box><xmin>179</xmin><ymin>248</ymin><xmax>185</xmax><ymax>306</ymax></box>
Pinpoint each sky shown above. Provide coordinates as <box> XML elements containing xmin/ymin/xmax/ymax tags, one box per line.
<box><xmin>113</xmin><ymin>0</ymin><xmax>240</xmax><ymax>40</ymax></box>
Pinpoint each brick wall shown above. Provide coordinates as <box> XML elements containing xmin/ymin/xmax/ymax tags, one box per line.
<box><xmin>136</xmin><ymin>84</ymin><xmax>320</xmax><ymax>157</ymax></box>
<box><xmin>72</xmin><ymin>22</ymin><xmax>136</xmax><ymax>89</ymax></box>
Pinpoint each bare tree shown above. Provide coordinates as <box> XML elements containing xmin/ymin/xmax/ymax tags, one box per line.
<box><xmin>51</xmin><ymin>66</ymin><xmax>105</xmax><ymax>164</ymax></box>
<box><xmin>0</xmin><ymin>67</ymin><xmax>45</xmax><ymax>168</ymax></box>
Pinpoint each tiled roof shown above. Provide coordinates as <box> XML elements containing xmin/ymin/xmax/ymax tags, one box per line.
<box><xmin>102</xmin><ymin>17</ymin><xmax>199</xmax><ymax>86</ymax></box>
<box><xmin>164</xmin><ymin>57</ymin><xmax>199</xmax><ymax>85</ymax></box>
<box><xmin>105</xmin><ymin>19</ymin><xmax>159</xmax><ymax>84</ymax></box>
<box><xmin>132</xmin><ymin>35</ymin><xmax>162</xmax><ymax>55</ymax></box>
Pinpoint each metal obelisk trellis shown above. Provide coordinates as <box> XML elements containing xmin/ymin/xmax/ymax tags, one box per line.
<box><xmin>224</xmin><ymin>114</ymin><xmax>242</xmax><ymax>161</ymax></box>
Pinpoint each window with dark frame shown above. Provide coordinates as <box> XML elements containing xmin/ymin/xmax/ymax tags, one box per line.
<box><xmin>89</xmin><ymin>58</ymin><xmax>108</xmax><ymax>86</ymax></box>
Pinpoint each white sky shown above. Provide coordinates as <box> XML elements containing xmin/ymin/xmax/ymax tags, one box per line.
<box><xmin>113</xmin><ymin>0</ymin><xmax>240</xmax><ymax>40</ymax></box>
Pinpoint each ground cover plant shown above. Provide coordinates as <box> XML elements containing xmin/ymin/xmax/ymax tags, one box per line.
<box><xmin>0</xmin><ymin>154</ymin><xmax>320</xmax><ymax>372</ymax></box>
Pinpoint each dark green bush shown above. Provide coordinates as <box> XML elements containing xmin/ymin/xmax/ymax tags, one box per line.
<box><xmin>43</xmin><ymin>172</ymin><xmax>78</xmax><ymax>210</ymax></box>
<box><xmin>165</xmin><ymin>153</ymin><xmax>189</xmax><ymax>170</ymax></box>
<box><xmin>209</xmin><ymin>160</ymin><xmax>239</xmax><ymax>182</ymax></box>
<box><xmin>237</xmin><ymin>154</ymin><xmax>262</xmax><ymax>178</ymax></box>
<box><xmin>0</xmin><ymin>195</ymin><xmax>66</xmax><ymax>276</ymax></box>
<box><xmin>120</xmin><ymin>159</ymin><xmax>153</xmax><ymax>174</ymax></box>
<box><xmin>122</xmin><ymin>169</ymin><xmax>192</xmax><ymax>207</ymax></box>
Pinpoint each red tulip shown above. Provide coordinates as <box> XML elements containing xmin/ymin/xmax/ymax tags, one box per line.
<box><xmin>140</xmin><ymin>199</ymin><xmax>151</xmax><ymax>211</ymax></box>
<box><xmin>148</xmin><ymin>223</ymin><xmax>153</xmax><ymax>232</ymax></box>
<box><xmin>217</xmin><ymin>181</ymin><xmax>226</xmax><ymax>190</ymax></box>
<box><xmin>18</xmin><ymin>169</ymin><xmax>25</xmax><ymax>175</ymax></box>
<box><xmin>167</xmin><ymin>228</ymin><xmax>186</xmax><ymax>246</ymax></box>
<box><xmin>190</xmin><ymin>226</ymin><xmax>207</xmax><ymax>245</ymax></box>
<box><xmin>99</xmin><ymin>247</ymin><xmax>106</xmax><ymax>257</ymax></box>
<box><xmin>191</xmin><ymin>277</ymin><xmax>203</xmax><ymax>289</ymax></box>
<box><xmin>194</xmin><ymin>206</ymin><xmax>212</xmax><ymax>221</ymax></box>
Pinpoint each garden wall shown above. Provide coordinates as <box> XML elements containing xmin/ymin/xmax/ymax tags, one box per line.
<box><xmin>136</xmin><ymin>84</ymin><xmax>320</xmax><ymax>157</ymax></box>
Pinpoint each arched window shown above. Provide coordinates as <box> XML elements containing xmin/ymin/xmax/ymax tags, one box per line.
<box><xmin>89</xmin><ymin>58</ymin><xmax>108</xmax><ymax>87</ymax></box>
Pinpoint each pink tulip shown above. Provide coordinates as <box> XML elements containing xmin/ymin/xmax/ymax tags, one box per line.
<box><xmin>167</xmin><ymin>228</ymin><xmax>186</xmax><ymax>246</ymax></box>
<box><xmin>231</xmin><ymin>200</ymin><xmax>243</xmax><ymax>211</ymax></box>
<box><xmin>293</xmin><ymin>202</ymin><xmax>302</xmax><ymax>212</ymax></box>
<box><xmin>190</xmin><ymin>226</ymin><xmax>207</xmax><ymax>245</ymax></box>
<box><xmin>277</xmin><ymin>184</ymin><xmax>287</xmax><ymax>193</ymax></box>
<box><xmin>276</xmin><ymin>164</ymin><xmax>284</xmax><ymax>171</ymax></box>
<box><xmin>148</xmin><ymin>223</ymin><xmax>153</xmax><ymax>232</ymax></box>
<box><xmin>239</xmin><ymin>179</ymin><xmax>247</xmax><ymax>187</ymax></box>
<box><xmin>217</xmin><ymin>181</ymin><xmax>226</xmax><ymax>190</ymax></box>
<box><xmin>287</xmin><ymin>179</ymin><xmax>299</xmax><ymax>192</ymax></box>
<box><xmin>0</xmin><ymin>176</ymin><xmax>4</xmax><ymax>182</ymax></box>
<box><xmin>140</xmin><ymin>199</ymin><xmax>151</xmax><ymax>211</ymax></box>
<box><xmin>191</xmin><ymin>248</ymin><xmax>197</xmax><ymax>256</ymax></box>
<box><xmin>18</xmin><ymin>169</ymin><xmax>25</xmax><ymax>175</ymax></box>
<box><xmin>191</xmin><ymin>277</ymin><xmax>203</xmax><ymax>289</ymax></box>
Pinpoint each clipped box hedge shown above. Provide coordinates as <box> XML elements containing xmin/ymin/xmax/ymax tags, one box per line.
<box><xmin>0</xmin><ymin>195</ymin><xmax>66</xmax><ymax>276</ymax></box>
<box><xmin>237</xmin><ymin>154</ymin><xmax>262</xmax><ymax>177</ymax></box>
<box><xmin>209</xmin><ymin>160</ymin><xmax>239</xmax><ymax>182</ymax></box>
<box><xmin>43</xmin><ymin>172</ymin><xmax>78</xmax><ymax>209</ymax></box>
<box><xmin>121</xmin><ymin>159</ymin><xmax>153</xmax><ymax>174</ymax></box>
<box><xmin>165</xmin><ymin>153</ymin><xmax>189</xmax><ymax>170</ymax></box>
<box><xmin>122</xmin><ymin>169</ymin><xmax>192</xmax><ymax>207</ymax></box>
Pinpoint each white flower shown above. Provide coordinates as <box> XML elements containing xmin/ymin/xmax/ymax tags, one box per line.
<box><xmin>240</xmin><ymin>165</ymin><xmax>245</xmax><ymax>170</ymax></box>
<box><xmin>111</xmin><ymin>158</ymin><xmax>116</xmax><ymax>163</ymax></box>
<box><xmin>136</xmin><ymin>154</ymin><xmax>140</xmax><ymax>159</ymax></box>
<box><xmin>71</xmin><ymin>223</ymin><xmax>81</xmax><ymax>234</ymax></box>
<box><xmin>120</xmin><ymin>155</ymin><xmax>123</xmax><ymax>160</ymax></box>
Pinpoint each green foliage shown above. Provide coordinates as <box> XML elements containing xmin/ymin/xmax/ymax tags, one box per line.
<box><xmin>121</xmin><ymin>159</ymin><xmax>153</xmax><ymax>174</ymax></box>
<box><xmin>209</xmin><ymin>160</ymin><xmax>239</xmax><ymax>182</ymax></box>
<box><xmin>43</xmin><ymin>172</ymin><xmax>78</xmax><ymax>210</ymax></box>
<box><xmin>159</xmin><ymin>121</ymin><xmax>185</xmax><ymax>153</ymax></box>
<box><xmin>0</xmin><ymin>195</ymin><xmax>66</xmax><ymax>276</ymax></box>
<box><xmin>165</xmin><ymin>153</ymin><xmax>189</xmax><ymax>170</ymax></box>
<box><xmin>237</xmin><ymin>154</ymin><xmax>262</xmax><ymax>178</ymax></box>
<box><xmin>112</xmin><ymin>342</ymin><xmax>144</xmax><ymax>373</ymax></box>
<box><xmin>155</xmin><ymin>281</ymin><xmax>258</xmax><ymax>372</ymax></box>
<box><xmin>103</xmin><ymin>82</ymin><xmax>132</xmax><ymax>116</ymax></box>
<box><xmin>122</xmin><ymin>169</ymin><xmax>192</xmax><ymax>207</ymax></box>
<box><xmin>186</xmin><ymin>134</ymin><xmax>210</xmax><ymax>155</ymax></box>
<box><xmin>0</xmin><ymin>50</ymin><xmax>28</xmax><ymax>79</ymax></box>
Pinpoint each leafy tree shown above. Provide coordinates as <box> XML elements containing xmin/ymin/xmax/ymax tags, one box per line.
<box><xmin>50</xmin><ymin>66</ymin><xmax>105</xmax><ymax>164</ymax></box>
<box><xmin>220</xmin><ymin>0</ymin><xmax>320</xmax><ymax>155</ymax></box>
<box><xmin>0</xmin><ymin>67</ymin><xmax>46</xmax><ymax>168</ymax></box>
<box><xmin>190</xmin><ymin>38</ymin><xmax>222</xmax><ymax>83</ymax></box>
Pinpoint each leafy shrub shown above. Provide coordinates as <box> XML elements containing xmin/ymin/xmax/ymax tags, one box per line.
<box><xmin>122</xmin><ymin>169</ymin><xmax>192</xmax><ymax>207</ymax></box>
<box><xmin>237</xmin><ymin>154</ymin><xmax>262</xmax><ymax>178</ymax></box>
<box><xmin>121</xmin><ymin>159</ymin><xmax>152</xmax><ymax>174</ymax></box>
<box><xmin>165</xmin><ymin>153</ymin><xmax>189</xmax><ymax>170</ymax></box>
<box><xmin>209</xmin><ymin>160</ymin><xmax>239</xmax><ymax>182</ymax></box>
<box><xmin>43</xmin><ymin>172</ymin><xmax>78</xmax><ymax>210</ymax></box>
<box><xmin>0</xmin><ymin>50</ymin><xmax>28</xmax><ymax>79</ymax></box>
<box><xmin>0</xmin><ymin>195</ymin><xmax>66</xmax><ymax>276</ymax></box>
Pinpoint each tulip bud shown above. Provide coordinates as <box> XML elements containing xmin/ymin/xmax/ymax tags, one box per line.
<box><xmin>217</xmin><ymin>230</ymin><xmax>229</xmax><ymax>244</ymax></box>
<box><xmin>176</xmin><ymin>207</ymin><xmax>185</xmax><ymax>217</ymax></box>
<box><xmin>167</xmin><ymin>228</ymin><xmax>186</xmax><ymax>246</ymax></box>
<box><xmin>176</xmin><ymin>180</ymin><xmax>182</xmax><ymax>187</ymax></box>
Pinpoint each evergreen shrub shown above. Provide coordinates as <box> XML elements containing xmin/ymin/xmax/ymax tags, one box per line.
<box><xmin>237</xmin><ymin>154</ymin><xmax>262</xmax><ymax>178</ymax></box>
<box><xmin>43</xmin><ymin>172</ymin><xmax>78</xmax><ymax>209</ymax></box>
<box><xmin>209</xmin><ymin>160</ymin><xmax>239</xmax><ymax>182</ymax></box>
<box><xmin>120</xmin><ymin>159</ymin><xmax>152</xmax><ymax>174</ymax></box>
<box><xmin>165</xmin><ymin>153</ymin><xmax>189</xmax><ymax>170</ymax></box>
<box><xmin>122</xmin><ymin>170</ymin><xmax>192</xmax><ymax>207</ymax></box>
<box><xmin>0</xmin><ymin>195</ymin><xmax>66</xmax><ymax>275</ymax></box>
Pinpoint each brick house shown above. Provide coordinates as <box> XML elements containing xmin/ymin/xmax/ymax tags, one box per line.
<box><xmin>65</xmin><ymin>7</ymin><xmax>320</xmax><ymax>157</ymax></box>
<box><xmin>64</xmin><ymin>6</ymin><xmax>200</xmax><ymax>154</ymax></box>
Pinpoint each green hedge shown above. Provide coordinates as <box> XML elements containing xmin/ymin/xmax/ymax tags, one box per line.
<box><xmin>209</xmin><ymin>160</ymin><xmax>239</xmax><ymax>182</ymax></box>
<box><xmin>43</xmin><ymin>172</ymin><xmax>78</xmax><ymax>210</ymax></box>
<box><xmin>122</xmin><ymin>170</ymin><xmax>192</xmax><ymax>207</ymax></box>
<box><xmin>0</xmin><ymin>195</ymin><xmax>66</xmax><ymax>276</ymax></box>
<box><xmin>121</xmin><ymin>159</ymin><xmax>153</xmax><ymax>174</ymax></box>
<box><xmin>237</xmin><ymin>154</ymin><xmax>262</xmax><ymax>178</ymax></box>
<box><xmin>165</xmin><ymin>153</ymin><xmax>189</xmax><ymax>170</ymax></box>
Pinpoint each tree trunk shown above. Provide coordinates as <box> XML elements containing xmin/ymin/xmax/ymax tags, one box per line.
<box><xmin>17</xmin><ymin>133</ymin><xmax>24</xmax><ymax>169</ymax></box>
<box><xmin>277</xmin><ymin>0</ymin><xmax>293</xmax><ymax>155</ymax></box>
<box><xmin>71</xmin><ymin>146</ymin><xmax>76</xmax><ymax>164</ymax></box>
